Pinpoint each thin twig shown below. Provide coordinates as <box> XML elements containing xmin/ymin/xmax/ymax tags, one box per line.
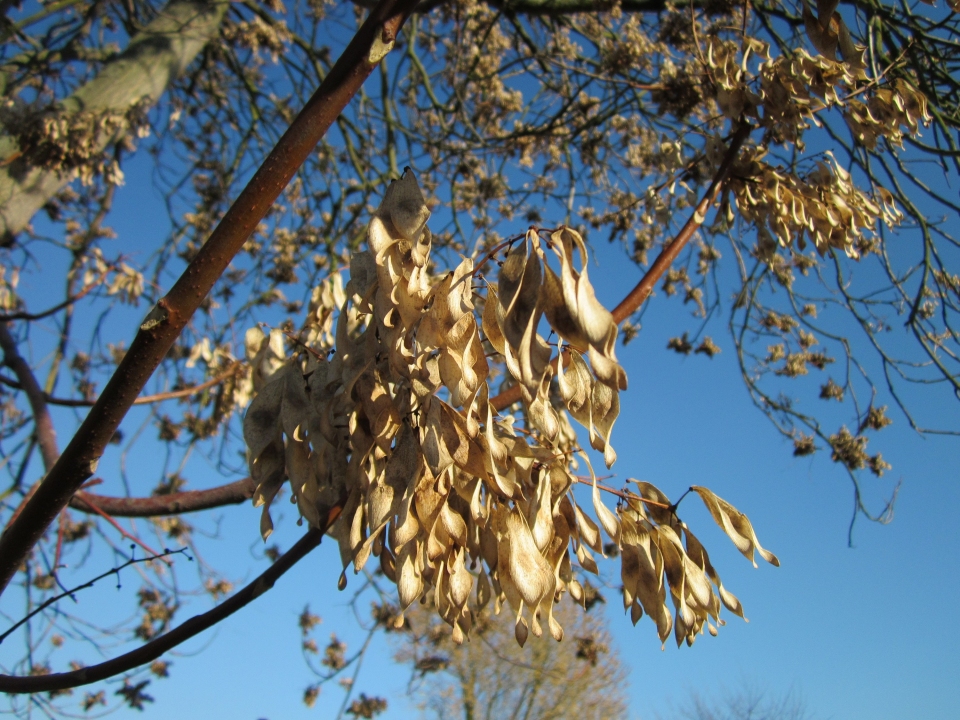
<box><xmin>0</xmin><ymin>549</ymin><xmax>187</xmax><ymax>647</ymax></box>
<box><xmin>0</xmin><ymin>362</ymin><xmax>242</xmax><ymax>408</ymax></box>
<box><xmin>0</xmin><ymin>503</ymin><xmax>341</xmax><ymax>693</ymax></box>
<box><xmin>0</xmin><ymin>268</ymin><xmax>110</xmax><ymax>322</ymax></box>
<box><xmin>71</xmin><ymin>495</ymin><xmax>170</xmax><ymax>564</ymax></box>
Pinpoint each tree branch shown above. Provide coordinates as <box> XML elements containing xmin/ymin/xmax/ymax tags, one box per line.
<box><xmin>0</xmin><ymin>267</ymin><xmax>108</xmax><ymax>322</ymax></box>
<box><xmin>69</xmin><ymin>477</ymin><xmax>255</xmax><ymax>517</ymax></box>
<box><xmin>611</xmin><ymin>122</ymin><xmax>752</xmax><ymax>323</ymax></box>
<box><xmin>489</xmin><ymin>123</ymin><xmax>752</xmax><ymax>412</ymax></box>
<box><xmin>0</xmin><ymin>0</ymin><xmax>423</xmax><ymax>597</ymax></box>
<box><xmin>0</xmin><ymin>361</ymin><xmax>242</xmax><ymax>407</ymax></box>
<box><xmin>0</xmin><ymin>322</ymin><xmax>59</xmax><ymax>472</ymax></box>
<box><xmin>0</xmin><ymin>503</ymin><xmax>341</xmax><ymax>694</ymax></box>
<box><xmin>0</xmin><ymin>549</ymin><xmax>188</xmax><ymax>649</ymax></box>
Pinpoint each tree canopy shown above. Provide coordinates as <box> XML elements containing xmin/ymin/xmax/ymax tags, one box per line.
<box><xmin>0</xmin><ymin>0</ymin><xmax>957</xmax><ymax>715</ymax></box>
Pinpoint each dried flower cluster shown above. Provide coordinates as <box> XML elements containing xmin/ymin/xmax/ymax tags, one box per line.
<box><xmin>2</xmin><ymin>98</ymin><xmax>151</xmax><ymax>185</ymax></box>
<box><xmin>243</xmin><ymin>173</ymin><xmax>777</xmax><ymax>649</ymax></box>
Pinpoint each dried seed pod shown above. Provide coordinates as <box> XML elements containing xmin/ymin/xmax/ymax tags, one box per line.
<box><xmin>240</xmin><ymin>172</ymin><xmax>776</xmax><ymax>651</ymax></box>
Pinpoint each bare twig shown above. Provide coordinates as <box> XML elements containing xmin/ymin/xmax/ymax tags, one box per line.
<box><xmin>0</xmin><ymin>503</ymin><xmax>341</xmax><ymax>694</ymax></box>
<box><xmin>69</xmin><ymin>494</ymin><xmax>169</xmax><ymax>562</ymax></box>
<box><xmin>0</xmin><ymin>362</ymin><xmax>243</xmax><ymax>408</ymax></box>
<box><xmin>0</xmin><ymin>549</ymin><xmax>188</xmax><ymax>647</ymax></box>
<box><xmin>0</xmin><ymin>268</ymin><xmax>109</xmax><ymax>322</ymax></box>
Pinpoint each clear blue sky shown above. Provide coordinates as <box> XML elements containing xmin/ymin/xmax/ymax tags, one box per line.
<box><xmin>3</xmin><ymin>12</ymin><xmax>958</xmax><ymax>716</ymax></box>
<box><xmin>30</xmin><ymin>147</ymin><xmax>949</xmax><ymax>720</ymax></box>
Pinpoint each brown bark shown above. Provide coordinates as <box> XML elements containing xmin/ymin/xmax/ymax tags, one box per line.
<box><xmin>69</xmin><ymin>478</ymin><xmax>255</xmax><ymax>517</ymax></box>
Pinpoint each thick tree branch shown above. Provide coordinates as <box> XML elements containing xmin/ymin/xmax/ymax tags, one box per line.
<box><xmin>69</xmin><ymin>477</ymin><xmax>255</xmax><ymax>517</ymax></box>
<box><xmin>490</xmin><ymin>123</ymin><xmax>752</xmax><ymax>412</ymax></box>
<box><xmin>0</xmin><ymin>0</ymin><xmax>422</xmax><ymax>597</ymax></box>
<box><xmin>0</xmin><ymin>504</ymin><xmax>341</xmax><ymax>694</ymax></box>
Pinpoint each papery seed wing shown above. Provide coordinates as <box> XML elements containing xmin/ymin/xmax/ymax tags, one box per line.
<box><xmin>684</xmin><ymin>526</ymin><xmax>745</xmax><ymax>619</ymax></box>
<box><xmin>502</xmin><ymin>506</ymin><xmax>555</xmax><ymax>610</ymax></box>
<box><xmin>383</xmin><ymin>171</ymin><xmax>431</xmax><ymax>243</ymax></box>
<box><xmin>439</xmin><ymin>401</ymin><xmax>488</xmax><ymax>478</ymax></box>
<box><xmin>691</xmin><ymin>486</ymin><xmax>780</xmax><ymax>567</ymax></box>
<box><xmin>243</xmin><ymin>367</ymin><xmax>288</xmax><ymax>460</ymax></box>
<box><xmin>573</xmin><ymin>500</ymin><xmax>603</xmax><ymax>553</ymax></box>
<box><xmin>576</xmin><ymin>542</ymin><xmax>599</xmax><ymax>575</ymax></box>
<box><xmin>629</xmin><ymin>480</ymin><xmax>676</xmax><ymax>527</ymax></box>
<box><xmin>397</xmin><ymin>540</ymin><xmax>424</xmax><ymax>611</ymax></box>
<box><xmin>252</xmin><ymin>439</ymin><xmax>285</xmax><ymax>540</ymax></box>
<box><xmin>589</xmin><ymin>380</ymin><xmax>620</xmax><ymax>468</ymax></box>
<box><xmin>448</xmin><ymin>548</ymin><xmax>473</xmax><ymax>610</ymax></box>
<box><xmin>583</xmin><ymin>453</ymin><xmax>620</xmax><ymax>544</ymax></box>
<box><xmin>481</xmin><ymin>285</ymin><xmax>506</xmax><ymax>356</ymax></box>
<box><xmin>542</xmin><ymin>263</ymin><xmax>589</xmax><ymax>350</ymax></box>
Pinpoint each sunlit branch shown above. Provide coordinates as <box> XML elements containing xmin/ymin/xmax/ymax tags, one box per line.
<box><xmin>0</xmin><ymin>0</ymin><xmax>424</xmax><ymax>597</ymax></box>
<box><xmin>69</xmin><ymin>477</ymin><xmax>255</xmax><ymax>517</ymax></box>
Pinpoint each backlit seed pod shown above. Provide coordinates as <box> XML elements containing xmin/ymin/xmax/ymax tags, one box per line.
<box><xmin>242</xmin><ymin>172</ymin><xmax>777</xmax><ymax>649</ymax></box>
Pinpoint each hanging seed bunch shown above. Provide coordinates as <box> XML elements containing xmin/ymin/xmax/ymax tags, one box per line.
<box><xmin>243</xmin><ymin>171</ymin><xmax>778</xmax><ymax>649</ymax></box>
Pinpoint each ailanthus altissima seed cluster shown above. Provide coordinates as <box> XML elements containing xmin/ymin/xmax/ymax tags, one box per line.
<box><xmin>243</xmin><ymin>172</ymin><xmax>777</xmax><ymax>649</ymax></box>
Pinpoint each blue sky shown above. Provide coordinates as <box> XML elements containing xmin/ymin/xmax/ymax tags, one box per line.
<box><xmin>28</xmin><ymin>147</ymin><xmax>948</xmax><ymax>720</ymax></box>
<box><xmin>2</xmin><ymin>5</ymin><xmax>959</xmax><ymax>716</ymax></box>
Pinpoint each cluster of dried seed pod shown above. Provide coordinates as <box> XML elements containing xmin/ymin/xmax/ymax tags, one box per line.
<box><xmin>243</xmin><ymin>171</ymin><xmax>777</xmax><ymax>648</ymax></box>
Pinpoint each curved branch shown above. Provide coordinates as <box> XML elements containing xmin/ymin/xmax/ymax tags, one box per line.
<box><xmin>0</xmin><ymin>322</ymin><xmax>59</xmax><ymax>472</ymax></box>
<box><xmin>69</xmin><ymin>477</ymin><xmax>255</xmax><ymax>517</ymax></box>
<box><xmin>0</xmin><ymin>0</ymin><xmax>423</xmax><ymax>596</ymax></box>
<box><xmin>0</xmin><ymin>503</ymin><xmax>341</xmax><ymax>694</ymax></box>
<box><xmin>490</xmin><ymin>123</ymin><xmax>752</xmax><ymax>412</ymax></box>
<box><xmin>0</xmin><ymin>362</ymin><xmax>242</xmax><ymax>408</ymax></box>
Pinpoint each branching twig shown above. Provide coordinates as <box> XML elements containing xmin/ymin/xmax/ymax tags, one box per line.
<box><xmin>0</xmin><ymin>549</ymin><xmax>188</xmax><ymax>647</ymax></box>
<box><xmin>68</xmin><ymin>495</ymin><xmax>169</xmax><ymax>562</ymax></box>
<box><xmin>0</xmin><ymin>362</ymin><xmax>243</xmax><ymax>408</ymax></box>
<box><xmin>0</xmin><ymin>503</ymin><xmax>341</xmax><ymax>694</ymax></box>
